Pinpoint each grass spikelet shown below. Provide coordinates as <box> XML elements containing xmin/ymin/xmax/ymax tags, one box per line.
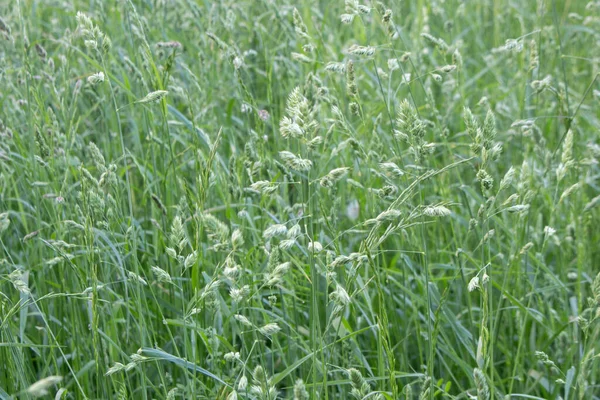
<box><xmin>231</xmin><ymin>229</ymin><xmax>244</xmax><ymax>248</ymax></box>
<box><xmin>583</xmin><ymin>195</ymin><xmax>600</xmax><ymax>212</ymax></box>
<box><xmin>279</xmin><ymin>151</ymin><xmax>313</xmax><ymax>171</ymax></box>
<box><xmin>559</xmin><ymin>182</ymin><xmax>580</xmax><ymax>203</ymax></box>
<box><xmin>184</xmin><ymin>251</ymin><xmax>198</xmax><ymax>270</ymax></box>
<box><xmin>280</xmin><ymin>87</ymin><xmax>318</xmax><ymax>138</ymax></box>
<box><xmin>345</xmin><ymin>0</ymin><xmax>360</xmax><ymax>15</ymax></box>
<box><xmin>287</xmin><ymin>224</ymin><xmax>301</xmax><ymax>241</ymax></box>
<box><xmin>238</xmin><ymin>375</ymin><xmax>248</xmax><ymax>391</ymax></box>
<box><xmin>329</xmin><ymin>283</ymin><xmax>351</xmax><ymax>306</ymax></box>
<box><xmin>423</xmin><ymin>205</ymin><xmax>451</xmax><ymax>217</ymax></box>
<box><xmin>519</xmin><ymin>242</ymin><xmax>534</xmax><ymax>254</ymax></box>
<box><xmin>482</xmin><ymin>109</ymin><xmax>497</xmax><ymax>145</ymax></box>
<box><xmin>127</xmin><ymin>271</ymin><xmax>148</xmax><ymax>285</ymax></box>
<box><xmin>468</xmin><ymin>276</ymin><xmax>480</xmax><ymax>292</ymax></box>
<box><xmin>294</xmin><ymin>379</ymin><xmax>309</xmax><ymax>400</ymax></box>
<box><xmin>206</xmin><ymin>31</ymin><xmax>229</xmax><ymax>50</ymax></box>
<box><xmin>403</xmin><ymin>384</ymin><xmax>413</xmax><ymax>399</ymax></box>
<box><xmin>320</xmin><ymin>167</ymin><xmax>350</xmax><ymax>187</ymax></box>
<box><xmin>505</xmin><ymin>204</ymin><xmax>530</xmax><ymax>213</ymax></box>
<box><xmin>347</xmin><ymin>44</ymin><xmax>375</xmax><ymax>57</ymax></box>
<box><xmin>453</xmin><ymin>49</ymin><xmax>463</xmax><ymax>68</ymax></box>
<box><xmin>341</xmin><ymin>14</ymin><xmax>355</xmax><ymax>24</ymax></box>
<box><xmin>170</xmin><ymin>216</ymin><xmax>187</xmax><ymax>250</ymax></box>
<box><xmin>34</xmin><ymin>43</ymin><xmax>46</xmax><ymax>60</ymax></box>
<box><xmin>9</xmin><ymin>270</ymin><xmax>30</xmax><ymax>294</ymax></box>
<box><xmin>250</xmin><ymin>180</ymin><xmax>278</xmax><ymax>195</ymax></box>
<box><xmin>22</xmin><ymin>230</ymin><xmax>40</xmax><ymax>242</ymax></box>
<box><xmin>499</xmin><ymin>167</ymin><xmax>515</xmax><ymax>191</ymax></box>
<box><xmin>27</xmin><ymin>376</ymin><xmax>63</xmax><ymax>397</ymax></box>
<box><xmin>325</xmin><ymin>62</ymin><xmax>347</xmax><ymax>73</ymax></box>
<box><xmin>348</xmin><ymin>368</ymin><xmax>370</xmax><ymax>399</ymax></box>
<box><xmin>346</xmin><ymin>60</ymin><xmax>358</xmax><ymax>97</ymax></box>
<box><xmin>396</xmin><ymin>99</ymin><xmax>430</xmax><ymax>161</ymax></box>
<box><xmin>379</xmin><ymin>162</ymin><xmax>404</xmax><ymax>177</ymax></box>
<box><xmin>151</xmin><ymin>194</ymin><xmax>167</xmax><ymax>215</ymax></box>
<box><xmin>166</xmin><ymin>388</ymin><xmax>179</xmax><ymax>400</ymax></box>
<box><xmin>308</xmin><ymin>241</ymin><xmax>323</xmax><ymax>252</ymax></box>
<box><xmin>365</xmin><ymin>209</ymin><xmax>401</xmax><ymax>225</ymax></box>
<box><xmin>258</xmin><ymin>322</ymin><xmax>281</xmax><ymax>336</ymax></box>
<box><xmin>473</xmin><ymin>368</ymin><xmax>489</xmax><ymax>400</ymax></box>
<box><xmin>87</xmin><ymin>71</ymin><xmax>105</xmax><ymax>85</ymax></box>
<box><xmin>280</xmin><ymin>116</ymin><xmax>304</xmax><ymax>139</ymax></box>
<box><xmin>530</xmin><ymin>75</ymin><xmax>552</xmax><ymax>94</ymax></box>
<box><xmin>439</xmin><ymin>64</ymin><xmax>457</xmax><ymax>73</ymax></box>
<box><xmin>560</xmin><ymin>129</ymin><xmax>574</xmax><ymax>167</ymax></box>
<box><xmin>253</xmin><ymin>365</ymin><xmax>266</xmax><ymax>383</ymax></box>
<box><xmin>357</xmin><ymin>5</ymin><xmax>371</xmax><ymax>14</ymax></box>
<box><xmin>266</xmin><ymin>261</ymin><xmax>291</xmax><ymax>286</ymax></box>
<box><xmin>529</xmin><ymin>39</ymin><xmax>539</xmax><ymax>71</ymax></box>
<box><xmin>463</xmin><ymin>106</ymin><xmax>480</xmax><ymax>141</ymax></box>
<box><xmin>418</xmin><ymin>376</ymin><xmax>431</xmax><ymax>400</ymax></box>
<box><xmin>136</xmin><ymin>90</ymin><xmax>168</xmax><ymax>104</ymax></box>
<box><xmin>151</xmin><ymin>266</ymin><xmax>172</xmax><ymax>284</ymax></box>
<box><xmin>291</xmin><ymin>52</ymin><xmax>313</xmax><ymax>63</ymax></box>
<box><xmin>293</xmin><ymin>8</ymin><xmax>310</xmax><ymax>39</ymax></box>
<box><xmin>229</xmin><ymin>285</ymin><xmax>249</xmax><ymax>302</ymax></box>
<box><xmin>421</xmin><ymin>32</ymin><xmax>449</xmax><ymax>52</ymax></box>
<box><xmin>199</xmin><ymin>213</ymin><xmax>230</xmax><ymax>244</ymax></box>
<box><xmin>105</xmin><ymin>362</ymin><xmax>126</xmax><ymax>376</ymax></box>
<box><xmin>234</xmin><ymin>314</ymin><xmax>253</xmax><ymax>327</ymax></box>
<box><xmin>263</xmin><ymin>224</ymin><xmax>288</xmax><ymax>240</ymax></box>
<box><xmin>227</xmin><ymin>390</ymin><xmax>238</xmax><ymax>400</ymax></box>
<box><xmin>476</xmin><ymin>169</ymin><xmax>494</xmax><ymax>192</ymax></box>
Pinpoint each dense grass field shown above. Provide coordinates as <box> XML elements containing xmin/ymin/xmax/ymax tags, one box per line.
<box><xmin>1</xmin><ymin>0</ymin><xmax>599</xmax><ymax>398</ymax></box>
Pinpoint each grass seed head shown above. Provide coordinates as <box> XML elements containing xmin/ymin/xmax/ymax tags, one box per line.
<box><xmin>136</xmin><ymin>90</ymin><xmax>169</xmax><ymax>104</ymax></box>
<box><xmin>347</xmin><ymin>45</ymin><xmax>375</xmax><ymax>57</ymax></box>
<box><xmin>27</xmin><ymin>376</ymin><xmax>63</xmax><ymax>397</ymax></box>
<box><xmin>293</xmin><ymin>8</ymin><xmax>310</xmax><ymax>39</ymax></box>
<box><xmin>473</xmin><ymin>368</ymin><xmax>490</xmax><ymax>400</ymax></box>
<box><xmin>294</xmin><ymin>379</ymin><xmax>309</xmax><ymax>400</ymax></box>
<box><xmin>258</xmin><ymin>322</ymin><xmax>281</xmax><ymax>336</ymax></box>
<box><xmin>423</xmin><ymin>205</ymin><xmax>451</xmax><ymax>217</ymax></box>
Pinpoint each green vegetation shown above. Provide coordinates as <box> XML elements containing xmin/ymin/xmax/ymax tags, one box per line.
<box><xmin>1</xmin><ymin>0</ymin><xmax>599</xmax><ymax>398</ymax></box>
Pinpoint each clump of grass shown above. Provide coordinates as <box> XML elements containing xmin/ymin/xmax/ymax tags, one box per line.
<box><xmin>0</xmin><ymin>0</ymin><xmax>598</xmax><ymax>399</ymax></box>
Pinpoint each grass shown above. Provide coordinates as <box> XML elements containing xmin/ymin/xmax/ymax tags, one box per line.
<box><xmin>0</xmin><ymin>0</ymin><xmax>599</xmax><ymax>399</ymax></box>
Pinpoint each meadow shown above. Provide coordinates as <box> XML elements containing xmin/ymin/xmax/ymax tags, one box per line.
<box><xmin>0</xmin><ymin>0</ymin><xmax>599</xmax><ymax>398</ymax></box>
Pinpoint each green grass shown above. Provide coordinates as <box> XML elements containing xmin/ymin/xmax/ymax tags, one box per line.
<box><xmin>0</xmin><ymin>0</ymin><xmax>599</xmax><ymax>399</ymax></box>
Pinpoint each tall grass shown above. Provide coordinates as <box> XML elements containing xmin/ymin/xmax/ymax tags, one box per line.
<box><xmin>0</xmin><ymin>0</ymin><xmax>599</xmax><ymax>399</ymax></box>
